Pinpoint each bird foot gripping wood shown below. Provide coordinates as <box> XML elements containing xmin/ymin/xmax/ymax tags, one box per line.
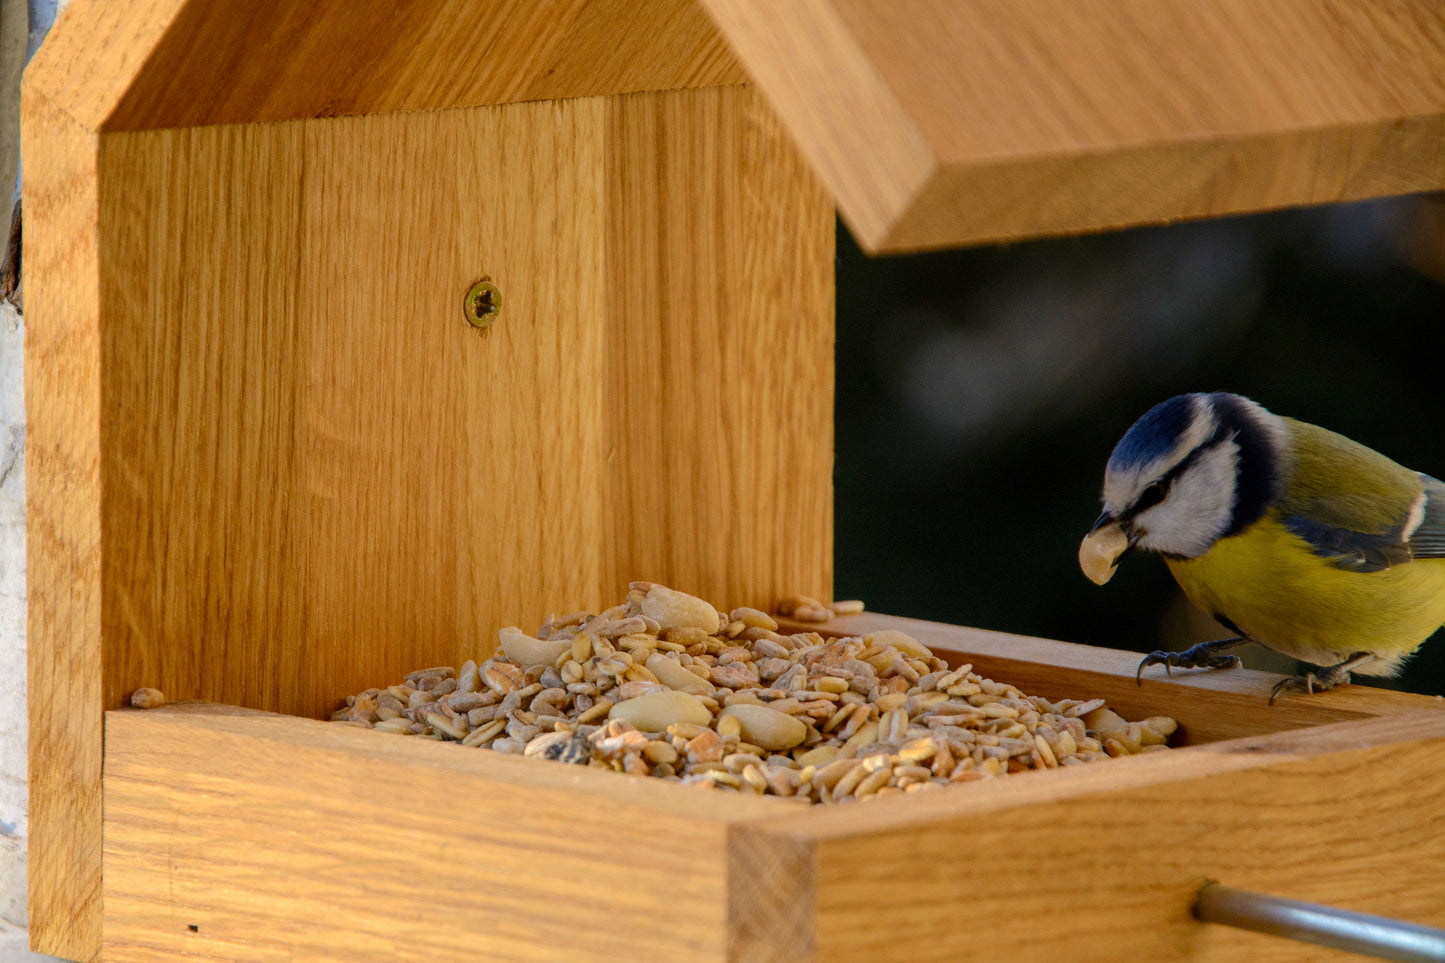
<box><xmin>1267</xmin><ymin>652</ymin><xmax>1377</xmax><ymax>705</ymax></box>
<box><xmin>1136</xmin><ymin>637</ymin><xmax>1246</xmax><ymax>684</ymax></box>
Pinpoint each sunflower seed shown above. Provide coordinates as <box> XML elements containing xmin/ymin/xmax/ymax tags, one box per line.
<box><xmin>333</xmin><ymin>585</ymin><xmax>1176</xmax><ymax>803</ymax></box>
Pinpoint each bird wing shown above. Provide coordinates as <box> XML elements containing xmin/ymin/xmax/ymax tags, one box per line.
<box><xmin>1277</xmin><ymin>419</ymin><xmax>1427</xmax><ymax>573</ymax></box>
<box><xmin>1406</xmin><ymin>474</ymin><xmax>1445</xmax><ymax>558</ymax></box>
<box><xmin>1280</xmin><ymin>513</ymin><xmax>1413</xmax><ymax>572</ymax></box>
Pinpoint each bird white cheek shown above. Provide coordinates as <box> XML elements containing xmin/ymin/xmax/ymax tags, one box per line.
<box><xmin>1135</xmin><ymin>442</ymin><xmax>1240</xmax><ymax>558</ymax></box>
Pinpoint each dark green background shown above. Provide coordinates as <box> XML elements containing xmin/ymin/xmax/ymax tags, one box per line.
<box><xmin>833</xmin><ymin>192</ymin><xmax>1445</xmax><ymax>697</ymax></box>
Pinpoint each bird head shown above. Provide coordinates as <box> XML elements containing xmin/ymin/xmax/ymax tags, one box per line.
<box><xmin>1079</xmin><ymin>393</ymin><xmax>1287</xmax><ymax>584</ymax></box>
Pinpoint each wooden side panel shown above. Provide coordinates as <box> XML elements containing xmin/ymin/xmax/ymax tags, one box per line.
<box><xmin>102</xmin><ymin>705</ymin><xmax>782</xmax><ymax>961</ymax></box>
<box><xmin>34</xmin><ymin>86</ymin><xmax>830</xmax><ymax>945</ymax></box>
<box><xmin>99</xmin><ymin>122</ymin><xmax>307</xmax><ymax>715</ymax></box>
<box><xmin>732</xmin><ymin>711</ymin><xmax>1445</xmax><ymax>962</ymax></box>
<box><xmin>92</xmin><ymin>85</ymin><xmax>832</xmax><ymax>721</ymax></box>
<box><xmin>27</xmin><ymin>0</ymin><xmax>745</xmax><ymax>132</ymax></box>
<box><xmin>727</xmin><ymin>826</ymin><xmax>816</xmax><ymax>963</ymax></box>
<box><xmin>21</xmin><ymin>89</ymin><xmax>105</xmax><ymax>963</ymax></box>
<box><xmin>603</xmin><ymin>85</ymin><xmax>835</xmax><ymax>613</ymax></box>
<box><xmin>702</xmin><ymin>0</ymin><xmax>1445</xmax><ymax>251</ymax></box>
<box><xmin>103</xmin><ymin>704</ymin><xmax>1445</xmax><ymax>961</ymax></box>
<box><xmin>298</xmin><ymin>98</ymin><xmax>613</xmax><ymax>720</ymax></box>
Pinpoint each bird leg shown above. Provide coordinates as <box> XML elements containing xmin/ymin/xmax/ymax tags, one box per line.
<box><xmin>1136</xmin><ymin>637</ymin><xmax>1246</xmax><ymax>684</ymax></box>
<box><xmin>1268</xmin><ymin>652</ymin><xmax>1377</xmax><ymax>705</ymax></box>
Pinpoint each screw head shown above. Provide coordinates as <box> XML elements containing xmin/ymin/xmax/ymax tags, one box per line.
<box><xmin>463</xmin><ymin>277</ymin><xmax>503</xmax><ymax>328</ymax></box>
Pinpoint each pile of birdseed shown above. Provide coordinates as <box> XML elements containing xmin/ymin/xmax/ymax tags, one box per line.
<box><xmin>329</xmin><ymin>582</ymin><xmax>1177</xmax><ymax>803</ymax></box>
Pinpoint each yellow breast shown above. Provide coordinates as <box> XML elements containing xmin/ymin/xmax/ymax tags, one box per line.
<box><xmin>1164</xmin><ymin>513</ymin><xmax>1445</xmax><ymax>675</ymax></box>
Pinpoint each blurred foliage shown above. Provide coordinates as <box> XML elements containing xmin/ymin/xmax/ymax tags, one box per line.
<box><xmin>834</xmin><ymin>193</ymin><xmax>1445</xmax><ymax>697</ymax></box>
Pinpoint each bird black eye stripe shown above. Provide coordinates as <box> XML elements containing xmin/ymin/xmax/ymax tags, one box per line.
<box><xmin>1135</xmin><ymin>479</ymin><xmax>1169</xmax><ymax>512</ymax></box>
<box><xmin>1124</xmin><ymin>435</ymin><xmax>1227</xmax><ymax>519</ymax></box>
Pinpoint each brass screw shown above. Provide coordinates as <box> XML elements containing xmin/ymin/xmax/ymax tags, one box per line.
<box><xmin>463</xmin><ymin>277</ymin><xmax>503</xmax><ymax>328</ymax></box>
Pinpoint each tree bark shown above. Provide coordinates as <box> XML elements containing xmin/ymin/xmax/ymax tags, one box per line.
<box><xmin>1</xmin><ymin>0</ymin><xmax>26</xmax><ymax>303</ymax></box>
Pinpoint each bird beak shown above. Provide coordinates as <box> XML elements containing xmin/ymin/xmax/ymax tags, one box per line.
<box><xmin>1079</xmin><ymin>513</ymin><xmax>1135</xmax><ymax>585</ymax></box>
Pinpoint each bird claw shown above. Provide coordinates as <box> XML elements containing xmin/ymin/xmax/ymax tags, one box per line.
<box><xmin>1266</xmin><ymin>654</ymin><xmax>1369</xmax><ymax>705</ymax></box>
<box><xmin>1136</xmin><ymin>652</ymin><xmax>1173</xmax><ymax>684</ymax></box>
<box><xmin>1268</xmin><ymin>673</ymin><xmax>1323</xmax><ymax>705</ymax></box>
<box><xmin>1136</xmin><ymin>638</ymin><xmax>1246</xmax><ymax>685</ymax></box>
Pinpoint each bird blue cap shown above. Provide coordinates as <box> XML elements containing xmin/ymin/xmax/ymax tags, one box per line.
<box><xmin>1107</xmin><ymin>395</ymin><xmax>1199</xmax><ymax>472</ymax></box>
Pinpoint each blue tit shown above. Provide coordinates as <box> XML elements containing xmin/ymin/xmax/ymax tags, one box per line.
<box><xmin>1078</xmin><ymin>392</ymin><xmax>1445</xmax><ymax>702</ymax></box>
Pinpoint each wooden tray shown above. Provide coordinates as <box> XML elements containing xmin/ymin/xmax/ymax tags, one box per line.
<box><xmin>102</xmin><ymin>615</ymin><xmax>1445</xmax><ymax>961</ymax></box>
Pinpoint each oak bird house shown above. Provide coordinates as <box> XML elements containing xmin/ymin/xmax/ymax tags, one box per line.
<box><xmin>23</xmin><ymin>1</ymin><xmax>1445</xmax><ymax>959</ymax></box>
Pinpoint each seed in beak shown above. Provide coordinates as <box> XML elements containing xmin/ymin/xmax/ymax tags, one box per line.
<box><xmin>1080</xmin><ymin>520</ymin><xmax>1131</xmax><ymax>585</ymax></box>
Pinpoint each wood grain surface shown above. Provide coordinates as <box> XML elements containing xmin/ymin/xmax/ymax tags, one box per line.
<box><xmin>89</xmin><ymin>85</ymin><xmax>831</xmax><ymax>725</ymax></box>
<box><xmin>28</xmin><ymin>0</ymin><xmax>744</xmax><ymax>130</ymax></box>
<box><xmin>21</xmin><ymin>88</ymin><xmax>105</xmax><ymax>963</ymax></box>
<box><xmin>732</xmin><ymin>710</ymin><xmax>1445</xmax><ymax>962</ymax></box>
<box><xmin>104</xmin><ymin>697</ymin><xmax>1445</xmax><ymax>962</ymax></box>
<box><xmin>32</xmin><ymin>2</ymin><xmax>1445</xmax><ymax>958</ymax></box>
<box><xmin>26</xmin><ymin>80</ymin><xmax>831</xmax><ymax>956</ymax></box>
<box><xmin>701</xmin><ymin>0</ymin><xmax>1445</xmax><ymax>251</ymax></box>
<box><xmin>103</xmin><ymin>704</ymin><xmax>787</xmax><ymax>962</ymax></box>
<box><xmin>603</xmin><ymin>88</ymin><xmax>835</xmax><ymax>608</ymax></box>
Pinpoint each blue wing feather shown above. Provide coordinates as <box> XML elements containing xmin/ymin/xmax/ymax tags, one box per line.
<box><xmin>1283</xmin><ymin>473</ymin><xmax>1445</xmax><ymax>571</ymax></box>
<box><xmin>1282</xmin><ymin>515</ymin><xmax>1410</xmax><ymax>572</ymax></box>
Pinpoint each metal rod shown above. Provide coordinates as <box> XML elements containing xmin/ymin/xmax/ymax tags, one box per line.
<box><xmin>1194</xmin><ymin>882</ymin><xmax>1445</xmax><ymax>962</ymax></box>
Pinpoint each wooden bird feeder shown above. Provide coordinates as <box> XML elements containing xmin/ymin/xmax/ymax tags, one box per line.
<box><xmin>22</xmin><ymin>1</ymin><xmax>1445</xmax><ymax>959</ymax></box>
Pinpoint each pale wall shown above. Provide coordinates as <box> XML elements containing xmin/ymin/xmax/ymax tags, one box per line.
<box><xmin>0</xmin><ymin>297</ymin><xmax>24</xmax><ymax>929</ymax></box>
